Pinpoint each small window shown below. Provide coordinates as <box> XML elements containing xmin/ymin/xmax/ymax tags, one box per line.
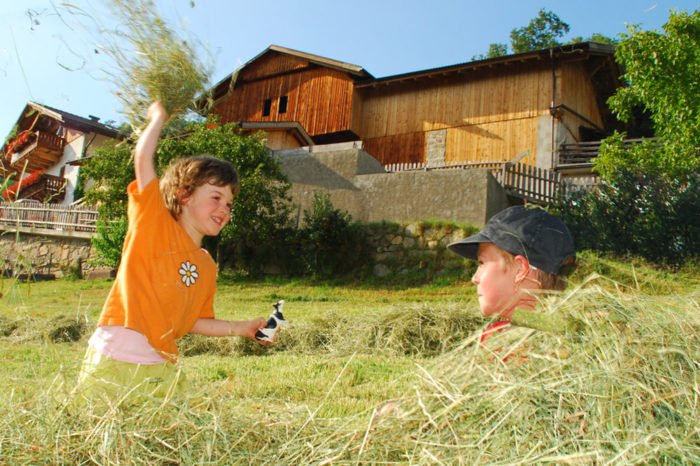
<box><xmin>279</xmin><ymin>95</ymin><xmax>288</xmax><ymax>114</ymax></box>
<box><xmin>262</xmin><ymin>98</ymin><xmax>272</xmax><ymax>117</ymax></box>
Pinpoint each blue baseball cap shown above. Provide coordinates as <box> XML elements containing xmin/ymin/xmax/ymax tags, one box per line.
<box><xmin>448</xmin><ymin>206</ymin><xmax>576</xmax><ymax>275</ymax></box>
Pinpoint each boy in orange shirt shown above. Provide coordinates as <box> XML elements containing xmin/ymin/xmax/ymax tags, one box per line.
<box><xmin>448</xmin><ymin>206</ymin><xmax>576</xmax><ymax>344</ymax></box>
<box><xmin>76</xmin><ymin>101</ymin><xmax>269</xmax><ymax>401</ymax></box>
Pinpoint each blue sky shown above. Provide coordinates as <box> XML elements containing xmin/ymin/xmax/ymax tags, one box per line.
<box><xmin>1</xmin><ymin>0</ymin><xmax>697</xmax><ymax>138</ymax></box>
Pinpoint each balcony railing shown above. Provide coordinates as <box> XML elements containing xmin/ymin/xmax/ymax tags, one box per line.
<box><xmin>558</xmin><ymin>138</ymin><xmax>659</xmax><ymax>169</ymax></box>
<box><xmin>8</xmin><ymin>131</ymin><xmax>65</xmax><ymax>172</ymax></box>
<box><xmin>18</xmin><ymin>174</ymin><xmax>67</xmax><ymax>202</ymax></box>
<box><xmin>0</xmin><ymin>201</ymin><xmax>98</xmax><ymax>234</ymax></box>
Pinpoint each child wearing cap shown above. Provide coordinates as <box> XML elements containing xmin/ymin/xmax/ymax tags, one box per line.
<box><xmin>447</xmin><ymin>206</ymin><xmax>576</xmax><ymax>345</ymax></box>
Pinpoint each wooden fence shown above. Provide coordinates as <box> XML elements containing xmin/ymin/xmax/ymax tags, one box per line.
<box><xmin>0</xmin><ymin>201</ymin><xmax>98</xmax><ymax>233</ymax></box>
<box><xmin>495</xmin><ymin>163</ymin><xmax>560</xmax><ymax>205</ymax></box>
<box><xmin>384</xmin><ymin>161</ymin><xmax>505</xmax><ymax>172</ymax></box>
<box><xmin>384</xmin><ymin>161</ymin><xmax>564</xmax><ymax>205</ymax></box>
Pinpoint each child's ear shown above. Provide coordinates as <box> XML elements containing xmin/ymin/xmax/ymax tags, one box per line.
<box><xmin>513</xmin><ymin>255</ymin><xmax>531</xmax><ymax>283</ymax></box>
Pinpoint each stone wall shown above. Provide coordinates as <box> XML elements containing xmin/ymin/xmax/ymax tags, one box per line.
<box><xmin>425</xmin><ymin>129</ymin><xmax>447</xmax><ymax>167</ymax></box>
<box><xmin>366</xmin><ymin>221</ymin><xmax>477</xmax><ymax>278</ymax></box>
<box><xmin>0</xmin><ymin>231</ymin><xmax>98</xmax><ymax>278</ymax></box>
<box><xmin>0</xmin><ymin>221</ymin><xmax>475</xmax><ymax>280</ymax></box>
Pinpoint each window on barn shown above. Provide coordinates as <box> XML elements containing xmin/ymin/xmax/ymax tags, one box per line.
<box><xmin>262</xmin><ymin>98</ymin><xmax>272</xmax><ymax>117</ymax></box>
<box><xmin>279</xmin><ymin>95</ymin><xmax>288</xmax><ymax>114</ymax></box>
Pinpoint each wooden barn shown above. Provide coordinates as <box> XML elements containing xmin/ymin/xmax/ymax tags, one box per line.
<box><xmin>207</xmin><ymin>43</ymin><xmax>622</xmax><ymax>173</ymax></box>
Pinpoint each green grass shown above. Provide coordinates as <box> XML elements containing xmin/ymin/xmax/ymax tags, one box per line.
<box><xmin>0</xmin><ymin>252</ymin><xmax>698</xmax><ymax>463</ymax></box>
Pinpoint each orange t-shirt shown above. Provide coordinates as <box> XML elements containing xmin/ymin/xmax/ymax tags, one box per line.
<box><xmin>98</xmin><ymin>179</ymin><xmax>216</xmax><ymax>361</ymax></box>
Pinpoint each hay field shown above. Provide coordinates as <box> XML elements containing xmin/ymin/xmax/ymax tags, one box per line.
<box><xmin>0</xmin><ymin>253</ymin><xmax>698</xmax><ymax>464</ymax></box>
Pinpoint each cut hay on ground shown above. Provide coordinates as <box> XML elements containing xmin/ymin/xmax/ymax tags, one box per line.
<box><xmin>339</xmin><ymin>276</ymin><xmax>700</xmax><ymax>464</ymax></box>
<box><xmin>1</xmin><ymin>275</ymin><xmax>697</xmax><ymax>463</ymax></box>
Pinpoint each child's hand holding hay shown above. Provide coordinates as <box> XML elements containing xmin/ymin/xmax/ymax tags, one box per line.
<box><xmin>103</xmin><ymin>0</ymin><xmax>211</xmax><ymax>127</ymax></box>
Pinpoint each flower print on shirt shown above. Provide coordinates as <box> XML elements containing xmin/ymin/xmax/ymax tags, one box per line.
<box><xmin>179</xmin><ymin>260</ymin><xmax>199</xmax><ymax>287</ymax></box>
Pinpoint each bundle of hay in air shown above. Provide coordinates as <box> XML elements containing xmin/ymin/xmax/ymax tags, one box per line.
<box><xmin>100</xmin><ymin>0</ymin><xmax>211</xmax><ymax>127</ymax></box>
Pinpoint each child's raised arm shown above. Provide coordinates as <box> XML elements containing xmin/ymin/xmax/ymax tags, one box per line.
<box><xmin>134</xmin><ymin>101</ymin><xmax>169</xmax><ymax>190</ymax></box>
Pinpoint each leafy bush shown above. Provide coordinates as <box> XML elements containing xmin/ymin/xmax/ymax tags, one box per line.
<box><xmin>298</xmin><ymin>192</ymin><xmax>372</xmax><ymax>278</ymax></box>
<box><xmin>227</xmin><ymin>192</ymin><xmax>374</xmax><ymax>278</ymax></box>
<box><xmin>91</xmin><ymin>216</ymin><xmax>128</xmax><ymax>268</ymax></box>
<box><xmin>555</xmin><ymin>169</ymin><xmax>700</xmax><ymax>266</ymax></box>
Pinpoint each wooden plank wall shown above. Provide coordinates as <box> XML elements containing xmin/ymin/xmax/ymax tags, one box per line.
<box><xmin>212</xmin><ymin>64</ymin><xmax>355</xmax><ymax>137</ymax></box>
<box><xmin>445</xmin><ymin>117</ymin><xmax>539</xmax><ymax>165</ymax></box>
<box><xmin>555</xmin><ymin>62</ymin><xmax>606</xmax><ymax>146</ymax></box>
<box><xmin>264</xmin><ymin>130</ymin><xmax>304</xmax><ymax>150</ymax></box>
<box><xmin>358</xmin><ymin>66</ymin><xmax>553</xmax><ymax>165</ymax></box>
<box><xmin>363</xmin><ymin>132</ymin><xmax>425</xmax><ymax>165</ymax></box>
<box><xmin>238</xmin><ymin>53</ymin><xmax>310</xmax><ymax>80</ymax></box>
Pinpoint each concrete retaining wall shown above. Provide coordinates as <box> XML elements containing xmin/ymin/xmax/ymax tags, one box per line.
<box><xmin>277</xmin><ymin>147</ymin><xmax>508</xmax><ymax>226</ymax></box>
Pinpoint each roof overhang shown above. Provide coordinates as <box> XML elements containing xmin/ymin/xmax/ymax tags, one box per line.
<box><xmin>5</xmin><ymin>101</ymin><xmax>121</xmax><ymax>141</ymax></box>
<box><xmin>239</xmin><ymin>121</ymin><xmax>314</xmax><ymax>147</ymax></box>
<box><xmin>355</xmin><ymin>42</ymin><xmax>617</xmax><ymax>89</ymax></box>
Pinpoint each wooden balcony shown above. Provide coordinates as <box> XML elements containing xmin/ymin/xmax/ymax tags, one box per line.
<box><xmin>557</xmin><ymin>138</ymin><xmax>658</xmax><ymax>174</ymax></box>
<box><xmin>16</xmin><ymin>174</ymin><xmax>67</xmax><ymax>202</ymax></box>
<box><xmin>8</xmin><ymin>131</ymin><xmax>65</xmax><ymax>172</ymax></box>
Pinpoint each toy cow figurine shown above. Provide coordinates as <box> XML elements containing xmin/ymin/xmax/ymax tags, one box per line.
<box><xmin>255</xmin><ymin>300</ymin><xmax>289</xmax><ymax>343</ymax></box>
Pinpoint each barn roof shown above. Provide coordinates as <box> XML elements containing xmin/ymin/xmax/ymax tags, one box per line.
<box><xmin>355</xmin><ymin>42</ymin><xmax>617</xmax><ymax>88</ymax></box>
<box><xmin>208</xmin><ymin>44</ymin><xmax>374</xmax><ymax>102</ymax></box>
<box><xmin>10</xmin><ymin>101</ymin><xmax>121</xmax><ymax>138</ymax></box>
<box><xmin>251</xmin><ymin>45</ymin><xmax>371</xmax><ymax>77</ymax></box>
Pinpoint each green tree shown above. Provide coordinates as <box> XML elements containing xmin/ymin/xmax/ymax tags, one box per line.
<box><xmin>81</xmin><ymin>141</ymin><xmax>134</xmax><ymax>220</ymax></box>
<box><xmin>510</xmin><ymin>9</ymin><xmax>570</xmax><ymax>53</ymax></box>
<box><xmin>82</xmin><ymin>118</ymin><xmax>293</xmax><ymax>268</ymax></box>
<box><xmin>157</xmin><ymin>119</ymin><xmax>293</xmax><ymax>269</ymax></box>
<box><xmin>596</xmin><ymin>9</ymin><xmax>700</xmax><ymax>181</ymax></box>
<box><xmin>472</xmin><ymin>43</ymin><xmax>509</xmax><ymax>60</ymax></box>
<box><xmin>79</xmin><ymin>140</ymin><xmax>134</xmax><ymax>268</ymax></box>
<box><xmin>556</xmin><ymin>9</ymin><xmax>700</xmax><ymax>266</ymax></box>
<box><xmin>566</xmin><ymin>33</ymin><xmax>619</xmax><ymax>45</ymax></box>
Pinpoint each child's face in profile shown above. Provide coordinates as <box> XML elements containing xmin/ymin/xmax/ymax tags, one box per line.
<box><xmin>471</xmin><ymin>243</ymin><xmax>519</xmax><ymax>319</ymax></box>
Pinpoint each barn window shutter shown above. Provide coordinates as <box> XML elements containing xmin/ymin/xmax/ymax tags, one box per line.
<box><xmin>279</xmin><ymin>95</ymin><xmax>288</xmax><ymax>114</ymax></box>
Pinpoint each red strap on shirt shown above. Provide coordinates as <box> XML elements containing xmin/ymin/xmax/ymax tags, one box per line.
<box><xmin>480</xmin><ymin>320</ymin><xmax>511</xmax><ymax>343</ymax></box>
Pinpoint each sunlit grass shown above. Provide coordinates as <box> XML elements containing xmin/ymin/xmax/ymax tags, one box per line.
<box><xmin>0</xmin><ymin>253</ymin><xmax>697</xmax><ymax>463</ymax></box>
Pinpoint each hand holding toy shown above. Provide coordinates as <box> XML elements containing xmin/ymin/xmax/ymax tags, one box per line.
<box><xmin>255</xmin><ymin>300</ymin><xmax>289</xmax><ymax>342</ymax></box>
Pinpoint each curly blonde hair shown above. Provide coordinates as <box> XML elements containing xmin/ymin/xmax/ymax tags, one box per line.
<box><xmin>159</xmin><ymin>155</ymin><xmax>239</xmax><ymax>219</ymax></box>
